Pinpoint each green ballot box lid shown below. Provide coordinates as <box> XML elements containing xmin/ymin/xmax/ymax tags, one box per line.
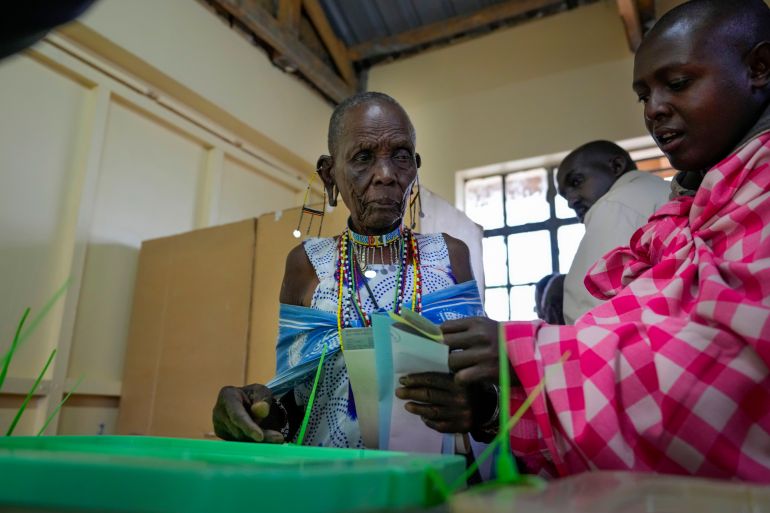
<box><xmin>0</xmin><ymin>435</ymin><xmax>464</xmax><ymax>513</ymax></box>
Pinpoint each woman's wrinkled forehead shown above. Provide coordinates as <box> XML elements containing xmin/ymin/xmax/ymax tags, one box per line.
<box><xmin>333</xmin><ymin>101</ymin><xmax>415</xmax><ymax>154</ymax></box>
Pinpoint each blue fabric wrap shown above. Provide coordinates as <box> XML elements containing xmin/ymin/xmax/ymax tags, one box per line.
<box><xmin>267</xmin><ymin>280</ymin><xmax>485</xmax><ymax>396</ymax></box>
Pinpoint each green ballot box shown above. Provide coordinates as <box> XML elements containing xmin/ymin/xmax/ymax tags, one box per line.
<box><xmin>0</xmin><ymin>435</ymin><xmax>465</xmax><ymax>513</ymax></box>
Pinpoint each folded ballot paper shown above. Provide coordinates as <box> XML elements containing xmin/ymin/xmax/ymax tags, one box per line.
<box><xmin>343</xmin><ymin>310</ymin><xmax>452</xmax><ymax>453</ymax></box>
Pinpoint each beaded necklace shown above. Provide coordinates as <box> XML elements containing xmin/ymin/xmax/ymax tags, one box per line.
<box><xmin>349</xmin><ymin>224</ymin><xmax>402</xmax><ymax>279</ymax></box>
<box><xmin>335</xmin><ymin>226</ymin><xmax>423</xmax><ymax>347</ymax></box>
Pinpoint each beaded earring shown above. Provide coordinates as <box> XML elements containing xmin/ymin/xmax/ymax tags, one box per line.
<box><xmin>409</xmin><ymin>174</ymin><xmax>425</xmax><ymax>230</ymax></box>
<box><xmin>293</xmin><ymin>176</ymin><xmax>326</xmax><ymax>239</ymax></box>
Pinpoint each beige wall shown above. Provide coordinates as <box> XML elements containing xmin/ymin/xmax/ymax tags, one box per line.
<box><xmin>67</xmin><ymin>0</ymin><xmax>331</xmax><ymax>173</ymax></box>
<box><xmin>368</xmin><ymin>1</ymin><xmax>648</xmax><ymax>204</ymax></box>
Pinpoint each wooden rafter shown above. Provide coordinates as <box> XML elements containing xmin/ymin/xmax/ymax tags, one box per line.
<box><xmin>617</xmin><ymin>0</ymin><xmax>643</xmax><ymax>52</ymax></box>
<box><xmin>347</xmin><ymin>0</ymin><xmax>562</xmax><ymax>62</ymax></box>
<box><xmin>211</xmin><ymin>0</ymin><xmax>354</xmax><ymax>103</ymax></box>
<box><xmin>302</xmin><ymin>0</ymin><xmax>356</xmax><ymax>87</ymax></box>
<box><xmin>277</xmin><ymin>0</ymin><xmax>301</xmax><ymax>35</ymax></box>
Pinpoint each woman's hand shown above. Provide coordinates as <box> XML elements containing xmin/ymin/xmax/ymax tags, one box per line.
<box><xmin>396</xmin><ymin>372</ymin><xmax>472</xmax><ymax>433</ymax></box>
<box><xmin>395</xmin><ymin>372</ymin><xmax>497</xmax><ymax>434</ymax></box>
<box><xmin>443</xmin><ymin>316</ymin><xmax>503</xmax><ymax>385</ymax></box>
<box><xmin>212</xmin><ymin>383</ymin><xmax>287</xmax><ymax>443</ymax></box>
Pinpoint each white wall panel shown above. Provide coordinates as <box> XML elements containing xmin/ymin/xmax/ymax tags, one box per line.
<box><xmin>217</xmin><ymin>157</ymin><xmax>299</xmax><ymax>225</ymax></box>
<box><xmin>0</xmin><ymin>55</ymin><xmax>88</xmax><ymax>377</ymax></box>
<box><xmin>68</xmin><ymin>101</ymin><xmax>206</xmax><ymax>385</ymax></box>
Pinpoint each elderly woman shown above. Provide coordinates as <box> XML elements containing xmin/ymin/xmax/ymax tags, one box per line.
<box><xmin>213</xmin><ymin>92</ymin><xmax>496</xmax><ymax>448</ymax></box>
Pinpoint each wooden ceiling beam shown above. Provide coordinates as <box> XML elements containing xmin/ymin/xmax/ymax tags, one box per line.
<box><xmin>277</xmin><ymin>0</ymin><xmax>301</xmax><ymax>35</ymax></box>
<box><xmin>617</xmin><ymin>0</ymin><xmax>644</xmax><ymax>52</ymax></box>
<box><xmin>348</xmin><ymin>0</ymin><xmax>562</xmax><ymax>62</ymax></box>
<box><xmin>212</xmin><ymin>0</ymin><xmax>354</xmax><ymax>103</ymax></box>
<box><xmin>302</xmin><ymin>0</ymin><xmax>356</xmax><ymax>88</ymax></box>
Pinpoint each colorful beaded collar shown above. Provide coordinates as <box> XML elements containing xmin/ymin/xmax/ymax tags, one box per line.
<box><xmin>348</xmin><ymin>224</ymin><xmax>402</xmax><ymax>247</ymax></box>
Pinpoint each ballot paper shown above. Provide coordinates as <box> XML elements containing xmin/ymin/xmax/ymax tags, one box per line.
<box><xmin>387</xmin><ymin>320</ymin><xmax>449</xmax><ymax>454</ymax></box>
<box><xmin>341</xmin><ymin>328</ymin><xmax>378</xmax><ymax>448</ymax></box>
<box><xmin>344</xmin><ymin>312</ymin><xmax>452</xmax><ymax>453</ymax></box>
<box><xmin>372</xmin><ymin>313</ymin><xmax>396</xmax><ymax>450</ymax></box>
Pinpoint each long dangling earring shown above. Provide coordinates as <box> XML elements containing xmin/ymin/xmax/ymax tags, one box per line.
<box><xmin>409</xmin><ymin>174</ymin><xmax>424</xmax><ymax>230</ymax></box>
<box><xmin>293</xmin><ymin>175</ymin><xmax>326</xmax><ymax>239</ymax></box>
<box><xmin>318</xmin><ymin>187</ymin><xmax>327</xmax><ymax>235</ymax></box>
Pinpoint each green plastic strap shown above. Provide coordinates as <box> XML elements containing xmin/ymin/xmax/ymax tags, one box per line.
<box><xmin>448</xmin><ymin>350</ymin><xmax>571</xmax><ymax>492</ymax></box>
<box><xmin>0</xmin><ymin>307</ymin><xmax>30</xmax><ymax>393</ymax></box>
<box><xmin>295</xmin><ymin>342</ymin><xmax>328</xmax><ymax>446</ymax></box>
<box><xmin>0</xmin><ymin>279</ymin><xmax>70</xmax><ymax>370</ymax></box>
<box><xmin>495</xmin><ymin>322</ymin><xmax>519</xmax><ymax>483</ymax></box>
<box><xmin>37</xmin><ymin>374</ymin><xmax>84</xmax><ymax>436</ymax></box>
<box><xmin>449</xmin><ymin>377</ymin><xmax>547</xmax><ymax>491</ymax></box>
<box><xmin>425</xmin><ymin>467</ymin><xmax>452</xmax><ymax>503</ymax></box>
<box><xmin>7</xmin><ymin>348</ymin><xmax>57</xmax><ymax>436</ymax></box>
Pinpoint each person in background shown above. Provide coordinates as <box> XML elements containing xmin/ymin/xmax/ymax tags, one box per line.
<box><xmin>534</xmin><ymin>273</ymin><xmax>556</xmax><ymax>320</ymax></box>
<box><xmin>556</xmin><ymin>140</ymin><xmax>670</xmax><ymax>324</ymax></box>
<box><xmin>534</xmin><ymin>273</ymin><xmax>565</xmax><ymax>325</ymax></box>
<box><xmin>540</xmin><ymin>274</ymin><xmax>565</xmax><ymax>325</ymax></box>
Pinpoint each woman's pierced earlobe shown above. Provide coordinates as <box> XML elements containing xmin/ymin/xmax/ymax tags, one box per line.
<box><xmin>315</xmin><ymin>155</ymin><xmax>336</xmax><ymax>206</ymax></box>
<box><xmin>316</xmin><ymin>154</ymin><xmax>332</xmax><ymax>174</ymax></box>
<box><xmin>328</xmin><ymin>183</ymin><xmax>339</xmax><ymax>207</ymax></box>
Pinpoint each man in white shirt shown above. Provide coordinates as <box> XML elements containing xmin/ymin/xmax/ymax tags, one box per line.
<box><xmin>556</xmin><ymin>140</ymin><xmax>670</xmax><ymax>324</ymax></box>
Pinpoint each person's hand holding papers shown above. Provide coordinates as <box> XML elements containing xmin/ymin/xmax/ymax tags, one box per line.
<box><xmin>394</xmin><ymin>311</ymin><xmax>503</xmax><ymax>437</ymax></box>
<box><xmin>443</xmin><ymin>316</ymin><xmax>518</xmax><ymax>386</ymax></box>
<box><xmin>396</xmin><ymin>372</ymin><xmax>474</xmax><ymax>433</ymax></box>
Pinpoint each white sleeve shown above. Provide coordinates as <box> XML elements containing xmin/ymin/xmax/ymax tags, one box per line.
<box><xmin>562</xmin><ymin>200</ymin><xmax>649</xmax><ymax>324</ymax></box>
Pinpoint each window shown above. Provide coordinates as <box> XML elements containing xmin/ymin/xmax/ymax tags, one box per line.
<box><xmin>464</xmin><ymin>167</ymin><xmax>582</xmax><ymax>321</ymax></box>
<box><xmin>458</xmin><ymin>138</ymin><xmax>671</xmax><ymax>321</ymax></box>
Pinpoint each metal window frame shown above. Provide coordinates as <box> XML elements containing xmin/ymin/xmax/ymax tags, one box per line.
<box><xmin>479</xmin><ymin>166</ymin><xmax>579</xmax><ymax>320</ymax></box>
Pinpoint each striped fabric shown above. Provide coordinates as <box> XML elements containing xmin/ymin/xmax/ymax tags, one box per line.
<box><xmin>504</xmin><ymin>132</ymin><xmax>770</xmax><ymax>481</ymax></box>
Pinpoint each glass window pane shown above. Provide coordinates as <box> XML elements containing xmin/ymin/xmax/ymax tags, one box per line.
<box><xmin>505</xmin><ymin>168</ymin><xmax>549</xmax><ymax>225</ymax></box>
<box><xmin>557</xmin><ymin>223</ymin><xmax>586</xmax><ymax>273</ymax></box>
<box><xmin>464</xmin><ymin>176</ymin><xmax>503</xmax><ymax>230</ymax></box>
<box><xmin>485</xmin><ymin>288</ymin><xmax>510</xmax><ymax>321</ymax></box>
<box><xmin>507</xmin><ymin>230</ymin><xmax>552</xmax><ymax>285</ymax></box>
<box><xmin>510</xmin><ymin>285</ymin><xmax>537</xmax><ymax>321</ymax></box>
<box><xmin>482</xmin><ymin>236</ymin><xmax>507</xmax><ymax>287</ymax></box>
<box><xmin>555</xmin><ymin>193</ymin><xmax>576</xmax><ymax>219</ymax></box>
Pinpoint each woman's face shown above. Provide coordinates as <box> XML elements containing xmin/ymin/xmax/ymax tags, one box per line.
<box><xmin>330</xmin><ymin>101</ymin><xmax>418</xmax><ymax>235</ymax></box>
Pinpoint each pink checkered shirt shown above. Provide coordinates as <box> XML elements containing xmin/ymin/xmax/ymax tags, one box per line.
<box><xmin>504</xmin><ymin>131</ymin><xmax>770</xmax><ymax>481</ymax></box>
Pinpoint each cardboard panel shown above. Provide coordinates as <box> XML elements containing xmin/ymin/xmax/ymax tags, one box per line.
<box><xmin>117</xmin><ymin>220</ymin><xmax>255</xmax><ymax>437</ymax></box>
